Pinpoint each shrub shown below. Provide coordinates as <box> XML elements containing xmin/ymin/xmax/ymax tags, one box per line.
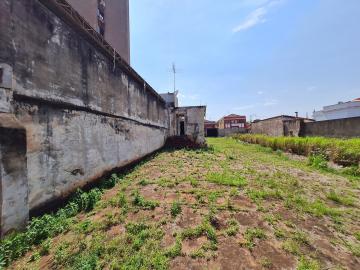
<box><xmin>234</xmin><ymin>134</ymin><xmax>360</xmax><ymax>167</ymax></box>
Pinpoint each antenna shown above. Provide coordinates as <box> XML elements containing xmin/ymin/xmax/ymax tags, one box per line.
<box><xmin>172</xmin><ymin>62</ymin><xmax>177</xmax><ymax>93</ymax></box>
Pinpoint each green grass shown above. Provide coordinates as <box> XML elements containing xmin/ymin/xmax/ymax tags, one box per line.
<box><xmin>206</xmin><ymin>171</ymin><xmax>247</xmax><ymax>187</ymax></box>
<box><xmin>170</xmin><ymin>201</ymin><xmax>182</xmax><ymax>218</ymax></box>
<box><xmin>234</xmin><ymin>134</ymin><xmax>360</xmax><ymax>167</ymax></box>
<box><xmin>132</xmin><ymin>190</ymin><xmax>159</xmax><ymax>210</ymax></box>
<box><xmin>243</xmin><ymin>228</ymin><xmax>266</xmax><ymax>249</ymax></box>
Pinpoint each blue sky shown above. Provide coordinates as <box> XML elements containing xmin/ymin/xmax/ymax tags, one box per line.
<box><xmin>130</xmin><ymin>0</ymin><xmax>360</xmax><ymax>121</ymax></box>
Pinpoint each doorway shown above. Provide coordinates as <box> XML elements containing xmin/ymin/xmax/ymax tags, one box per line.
<box><xmin>180</xmin><ymin>121</ymin><xmax>185</xmax><ymax>136</ymax></box>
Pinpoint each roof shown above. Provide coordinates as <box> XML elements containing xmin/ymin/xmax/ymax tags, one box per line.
<box><xmin>353</xmin><ymin>98</ymin><xmax>360</xmax><ymax>102</ymax></box>
<box><xmin>222</xmin><ymin>114</ymin><xmax>246</xmax><ymax>119</ymax></box>
<box><xmin>256</xmin><ymin>115</ymin><xmax>314</xmax><ymax>122</ymax></box>
<box><xmin>205</xmin><ymin>120</ymin><xmax>216</xmax><ymax>124</ymax></box>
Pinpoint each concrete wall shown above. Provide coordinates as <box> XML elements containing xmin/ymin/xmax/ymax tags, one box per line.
<box><xmin>251</xmin><ymin>118</ymin><xmax>286</xmax><ymax>137</ymax></box>
<box><xmin>302</xmin><ymin>117</ymin><xmax>360</xmax><ymax>138</ymax></box>
<box><xmin>171</xmin><ymin>107</ymin><xmax>206</xmax><ymax>145</ymax></box>
<box><xmin>218</xmin><ymin>128</ymin><xmax>247</xmax><ymax>137</ymax></box>
<box><xmin>0</xmin><ymin>0</ymin><xmax>167</xmax><ymax>235</ymax></box>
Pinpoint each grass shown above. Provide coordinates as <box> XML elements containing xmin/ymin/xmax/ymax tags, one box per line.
<box><xmin>235</xmin><ymin>134</ymin><xmax>360</xmax><ymax>167</ymax></box>
<box><xmin>206</xmin><ymin>171</ymin><xmax>247</xmax><ymax>187</ymax></box>
<box><xmin>3</xmin><ymin>138</ymin><xmax>359</xmax><ymax>269</ymax></box>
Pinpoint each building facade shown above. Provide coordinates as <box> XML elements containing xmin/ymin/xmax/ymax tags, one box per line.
<box><xmin>313</xmin><ymin>98</ymin><xmax>360</xmax><ymax>121</ymax></box>
<box><xmin>67</xmin><ymin>0</ymin><xmax>130</xmax><ymax>64</ymax></box>
<box><xmin>217</xmin><ymin>114</ymin><xmax>246</xmax><ymax>129</ymax></box>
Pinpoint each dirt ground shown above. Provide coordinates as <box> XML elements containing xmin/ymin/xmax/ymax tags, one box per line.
<box><xmin>9</xmin><ymin>138</ymin><xmax>360</xmax><ymax>270</ymax></box>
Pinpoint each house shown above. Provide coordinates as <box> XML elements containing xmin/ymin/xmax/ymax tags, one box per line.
<box><xmin>313</xmin><ymin>98</ymin><xmax>360</xmax><ymax>121</ymax></box>
<box><xmin>204</xmin><ymin>120</ymin><xmax>217</xmax><ymax>137</ymax></box>
<box><xmin>217</xmin><ymin>114</ymin><xmax>246</xmax><ymax>129</ymax></box>
<box><xmin>251</xmin><ymin>115</ymin><xmax>314</xmax><ymax>137</ymax></box>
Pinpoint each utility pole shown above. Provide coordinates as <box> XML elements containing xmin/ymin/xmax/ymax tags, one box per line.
<box><xmin>172</xmin><ymin>62</ymin><xmax>177</xmax><ymax>93</ymax></box>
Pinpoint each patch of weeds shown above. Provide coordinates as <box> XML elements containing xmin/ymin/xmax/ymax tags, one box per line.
<box><xmin>293</xmin><ymin>230</ymin><xmax>310</xmax><ymax>246</ymax></box>
<box><xmin>29</xmin><ymin>251</ymin><xmax>41</xmax><ymax>262</ymax></box>
<box><xmin>246</xmin><ymin>188</ymin><xmax>281</xmax><ymax>202</ymax></box>
<box><xmin>76</xmin><ymin>219</ymin><xmax>93</xmax><ymax>234</ymax></box>
<box><xmin>260</xmin><ymin>257</ymin><xmax>273</xmax><ymax>268</ymax></box>
<box><xmin>189</xmin><ymin>177</ymin><xmax>199</xmax><ymax>187</ymax></box>
<box><xmin>138</xmin><ymin>179</ymin><xmax>150</xmax><ymax>186</ymax></box>
<box><xmin>164</xmin><ymin>236</ymin><xmax>182</xmax><ymax>258</ymax></box>
<box><xmin>326</xmin><ymin>190</ymin><xmax>355</xmax><ymax>206</ymax></box>
<box><xmin>283</xmin><ymin>239</ymin><xmax>301</xmax><ymax>255</ymax></box>
<box><xmin>308</xmin><ymin>154</ymin><xmax>328</xmax><ymax>170</ymax></box>
<box><xmin>181</xmin><ymin>220</ymin><xmax>217</xmax><ymax>245</ymax></box>
<box><xmin>285</xmin><ymin>195</ymin><xmax>341</xmax><ymax>218</ymax></box>
<box><xmin>225</xmin><ymin>219</ymin><xmax>239</xmax><ymax>237</ymax></box>
<box><xmin>297</xmin><ymin>256</ymin><xmax>320</xmax><ymax>270</ymax></box>
<box><xmin>342</xmin><ymin>165</ymin><xmax>360</xmax><ymax>177</ymax></box>
<box><xmin>229</xmin><ymin>187</ymin><xmax>239</xmax><ymax>197</ymax></box>
<box><xmin>243</xmin><ymin>228</ymin><xmax>266</xmax><ymax>249</ymax></box>
<box><xmin>132</xmin><ymin>189</ymin><xmax>159</xmax><ymax>210</ymax></box>
<box><xmin>206</xmin><ymin>171</ymin><xmax>247</xmax><ymax>187</ymax></box>
<box><xmin>190</xmin><ymin>248</ymin><xmax>206</xmax><ymax>258</ymax></box>
<box><xmin>355</xmin><ymin>231</ymin><xmax>360</xmax><ymax>241</ymax></box>
<box><xmin>264</xmin><ymin>214</ymin><xmax>280</xmax><ymax>225</ymax></box>
<box><xmin>274</xmin><ymin>228</ymin><xmax>286</xmax><ymax>239</ymax></box>
<box><xmin>171</xmin><ymin>201</ymin><xmax>182</xmax><ymax>218</ymax></box>
<box><xmin>208</xmin><ymin>191</ymin><xmax>220</xmax><ymax>203</ymax></box>
<box><xmin>275</xmin><ymin>149</ymin><xmax>283</xmax><ymax>156</ymax></box>
<box><xmin>39</xmin><ymin>238</ymin><xmax>52</xmax><ymax>256</ymax></box>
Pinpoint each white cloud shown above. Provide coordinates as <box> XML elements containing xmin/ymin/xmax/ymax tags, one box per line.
<box><xmin>264</xmin><ymin>99</ymin><xmax>278</xmax><ymax>106</ymax></box>
<box><xmin>257</xmin><ymin>91</ymin><xmax>264</xmax><ymax>95</ymax></box>
<box><xmin>178</xmin><ymin>93</ymin><xmax>199</xmax><ymax>101</ymax></box>
<box><xmin>232</xmin><ymin>0</ymin><xmax>285</xmax><ymax>33</ymax></box>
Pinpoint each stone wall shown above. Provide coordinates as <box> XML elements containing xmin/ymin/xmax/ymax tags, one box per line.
<box><xmin>0</xmin><ymin>0</ymin><xmax>169</xmax><ymax>235</ymax></box>
<box><xmin>302</xmin><ymin>117</ymin><xmax>360</xmax><ymax>138</ymax></box>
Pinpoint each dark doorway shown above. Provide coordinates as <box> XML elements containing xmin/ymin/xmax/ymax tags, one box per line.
<box><xmin>180</xmin><ymin>121</ymin><xmax>185</xmax><ymax>136</ymax></box>
<box><xmin>206</xmin><ymin>128</ymin><xmax>218</xmax><ymax>137</ymax></box>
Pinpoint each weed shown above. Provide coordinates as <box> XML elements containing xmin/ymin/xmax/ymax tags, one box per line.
<box><xmin>297</xmin><ymin>256</ymin><xmax>320</xmax><ymax>270</ymax></box>
<box><xmin>308</xmin><ymin>154</ymin><xmax>328</xmax><ymax>170</ymax></box>
<box><xmin>164</xmin><ymin>236</ymin><xmax>182</xmax><ymax>258</ymax></box>
<box><xmin>132</xmin><ymin>190</ymin><xmax>159</xmax><ymax>210</ymax></box>
<box><xmin>260</xmin><ymin>257</ymin><xmax>272</xmax><ymax>268</ymax></box>
<box><xmin>229</xmin><ymin>187</ymin><xmax>239</xmax><ymax>197</ymax></box>
<box><xmin>171</xmin><ymin>201</ymin><xmax>182</xmax><ymax>218</ymax></box>
<box><xmin>283</xmin><ymin>239</ymin><xmax>301</xmax><ymax>255</ymax></box>
<box><xmin>243</xmin><ymin>228</ymin><xmax>266</xmax><ymax>249</ymax></box>
<box><xmin>138</xmin><ymin>179</ymin><xmax>150</xmax><ymax>186</ymax></box>
<box><xmin>39</xmin><ymin>239</ymin><xmax>52</xmax><ymax>256</ymax></box>
<box><xmin>225</xmin><ymin>219</ymin><xmax>239</xmax><ymax>236</ymax></box>
<box><xmin>355</xmin><ymin>232</ymin><xmax>360</xmax><ymax>241</ymax></box>
<box><xmin>326</xmin><ymin>190</ymin><xmax>354</xmax><ymax>206</ymax></box>
<box><xmin>206</xmin><ymin>171</ymin><xmax>247</xmax><ymax>187</ymax></box>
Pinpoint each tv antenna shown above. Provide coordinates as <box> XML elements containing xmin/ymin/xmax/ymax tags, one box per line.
<box><xmin>170</xmin><ymin>62</ymin><xmax>182</xmax><ymax>93</ymax></box>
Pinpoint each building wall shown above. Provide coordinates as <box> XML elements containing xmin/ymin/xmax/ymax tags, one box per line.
<box><xmin>105</xmin><ymin>0</ymin><xmax>130</xmax><ymax>64</ymax></box>
<box><xmin>67</xmin><ymin>0</ymin><xmax>130</xmax><ymax>64</ymax></box>
<box><xmin>313</xmin><ymin>101</ymin><xmax>360</xmax><ymax>121</ymax></box>
<box><xmin>0</xmin><ymin>0</ymin><xmax>165</xmax><ymax>235</ymax></box>
<box><xmin>251</xmin><ymin>118</ymin><xmax>286</xmax><ymax>137</ymax></box>
<box><xmin>218</xmin><ymin>128</ymin><xmax>247</xmax><ymax>137</ymax></box>
<box><xmin>302</xmin><ymin>117</ymin><xmax>360</xmax><ymax>138</ymax></box>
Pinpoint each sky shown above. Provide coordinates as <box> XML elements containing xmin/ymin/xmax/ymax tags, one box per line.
<box><xmin>130</xmin><ymin>0</ymin><xmax>360</xmax><ymax>121</ymax></box>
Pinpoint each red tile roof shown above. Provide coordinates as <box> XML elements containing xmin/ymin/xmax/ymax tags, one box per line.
<box><xmin>353</xmin><ymin>98</ymin><xmax>360</xmax><ymax>102</ymax></box>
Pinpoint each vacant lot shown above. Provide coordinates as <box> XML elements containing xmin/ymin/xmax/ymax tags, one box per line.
<box><xmin>8</xmin><ymin>138</ymin><xmax>360</xmax><ymax>269</ymax></box>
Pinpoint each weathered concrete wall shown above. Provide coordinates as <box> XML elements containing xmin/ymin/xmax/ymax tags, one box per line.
<box><xmin>0</xmin><ymin>0</ymin><xmax>168</xmax><ymax>235</ymax></box>
<box><xmin>251</xmin><ymin>118</ymin><xmax>285</xmax><ymax>136</ymax></box>
<box><xmin>171</xmin><ymin>107</ymin><xmax>206</xmax><ymax>145</ymax></box>
<box><xmin>0</xmin><ymin>114</ymin><xmax>28</xmax><ymax>236</ymax></box>
<box><xmin>302</xmin><ymin>117</ymin><xmax>360</xmax><ymax>138</ymax></box>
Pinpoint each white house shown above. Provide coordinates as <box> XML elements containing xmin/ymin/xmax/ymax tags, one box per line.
<box><xmin>313</xmin><ymin>98</ymin><xmax>360</xmax><ymax>121</ymax></box>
